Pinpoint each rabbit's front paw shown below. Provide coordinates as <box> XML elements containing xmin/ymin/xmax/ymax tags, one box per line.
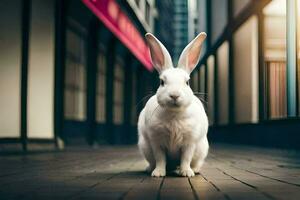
<box><xmin>151</xmin><ymin>167</ymin><xmax>166</xmax><ymax>177</ymax></box>
<box><xmin>180</xmin><ymin>167</ymin><xmax>195</xmax><ymax>177</ymax></box>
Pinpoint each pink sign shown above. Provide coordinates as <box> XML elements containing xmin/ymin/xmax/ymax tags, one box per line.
<box><xmin>82</xmin><ymin>0</ymin><xmax>153</xmax><ymax>71</ymax></box>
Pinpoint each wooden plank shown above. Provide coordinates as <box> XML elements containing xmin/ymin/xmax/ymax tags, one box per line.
<box><xmin>160</xmin><ymin>177</ymin><xmax>195</xmax><ymax>200</ymax></box>
<box><xmin>0</xmin><ymin>144</ymin><xmax>300</xmax><ymax>200</ymax></box>
<box><xmin>190</xmin><ymin>175</ymin><xmax>228</xmax><ymax>200</ymax></box>
<box><xmin>123</xmin><ymin>177</ymin><xmax>163</xmax><ymax>200</ymax></box>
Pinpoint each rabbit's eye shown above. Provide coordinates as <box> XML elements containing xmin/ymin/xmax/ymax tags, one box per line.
<box><xmin>160</xmin><ymin>80</ymin><xmax>165</xmax><ymax>86</ymax></box>
<box><xmin>186</xmin><ymin>80</ymin><xmax>189</xmax><ymax>86</ymax></box>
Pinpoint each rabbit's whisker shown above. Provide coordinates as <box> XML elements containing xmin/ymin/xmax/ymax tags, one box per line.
<box><xmin>135</xmin><ymin>92</ymin><xmax>155</xmax><ymax>109</ymax></box>
<box><xmin>193</xmin><ymin>92</ymin><xmax>207</xmax><ymax>95</ymax></box>
<box><xmin>150</xmin><ymin>104</ymin><xmax>160</xmax><ymax>122</ymax></box>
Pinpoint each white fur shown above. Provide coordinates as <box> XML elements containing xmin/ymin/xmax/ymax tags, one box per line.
<box><xmin>138</xmin><ymin>33</ymin><xmax>209</xmax><ymax>177</ymax></box>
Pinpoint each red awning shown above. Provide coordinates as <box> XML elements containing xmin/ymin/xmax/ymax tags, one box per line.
<box><xmin>82</xmin><ymin>0</ymin><xmax>153</xmax><ymax>71</ymax></box>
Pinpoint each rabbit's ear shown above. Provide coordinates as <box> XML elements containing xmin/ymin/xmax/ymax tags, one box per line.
<box><xmin>177</xmin><ymin>32</ymin><xmax>206</xmax><ymax>74</ymax></box>
<box><xmin>145</xmin><ymin>33</ymin><xmax>173</xmax><ymax>73</ymax></box>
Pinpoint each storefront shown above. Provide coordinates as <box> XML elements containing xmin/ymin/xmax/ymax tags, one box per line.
<box><xmin>192</xmin><ymin>0</ymin><xmax>300</xmax><ymax>148</ymax></box>
<box><xmin>61</xmin><ymin>0</ymin><xmax>156</xmax><ymax>145</ymax></box>
<box><xmin>0</xmin><ymin>0</ymin><xmax>157</xmax><ymax>151</ymax></box>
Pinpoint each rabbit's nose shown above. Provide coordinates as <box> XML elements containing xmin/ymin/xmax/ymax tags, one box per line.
<box><xmin>169</xmin><ymin>94</ymin><xmax>179</xmax><ymax>100</ymax></box>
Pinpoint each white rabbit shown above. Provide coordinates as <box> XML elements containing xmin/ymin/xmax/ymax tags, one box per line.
<box><xmin>138</xmin><ymin>32</ymin><xmax>209</xmax><ymax>177</ymax></box>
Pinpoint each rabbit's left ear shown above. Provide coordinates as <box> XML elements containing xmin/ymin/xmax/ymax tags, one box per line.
<box><xmin>177</xmin><ymin>32</ymin><xmax>207</xmax><ymax>74</ymax></box>
<box><xmin>145</xmin><ymin>33</ymin><xmax>173</xmax><ymax>73</ymax></box>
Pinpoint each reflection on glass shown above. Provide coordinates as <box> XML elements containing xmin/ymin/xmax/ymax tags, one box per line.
<box><xmin>64</xmin><ymin>29</ymin><xmax>87</xmax><ymax>121</ymax></box>
<box><xmin>113</xmin><ymin>58</ymin><xmax>124</xmax><ymax>125</ymax></box>
<box><xmin>96</xmin><ymin>51</ymin><xmax>106</xmax><ymax>123</ymax></box>
<box><xmin>263</xmin><ymin>0</ymin><xmax>287</xmax><ymax>119</ymax></box>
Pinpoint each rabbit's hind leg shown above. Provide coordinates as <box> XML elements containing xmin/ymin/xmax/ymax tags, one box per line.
<box><xmin>191</xmin><ymin>137</ymin><xmax>209</xmax><ymax>174</ymax></box>
<box><xmin>138</xmin><ymin>134</ymin><xmax>155</xmax><ymax>173</ymax></box>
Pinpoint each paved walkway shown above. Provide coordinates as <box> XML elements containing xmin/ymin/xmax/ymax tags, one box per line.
<box><xmin>0</xmin><ymin>144</ymin><xmax>300</xmax><ymax>200</ymax></box>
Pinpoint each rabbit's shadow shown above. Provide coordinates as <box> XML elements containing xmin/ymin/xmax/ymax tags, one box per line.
<box><xmin>131</xmin><ymin>170</ymin><xmax>186</xmax><ymax>177</ymax></box>
<box><xmin>85</xmin><ymin>170</ymin><xmax>183</xmax><ymax>180</ymax></box>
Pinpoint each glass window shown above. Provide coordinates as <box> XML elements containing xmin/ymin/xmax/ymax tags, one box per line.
<box><xmin>265</xmin><ymin>61</ymin><xmax>287</xmax><ymax>119</ymax></box>
<box><xmin>113</xmin><ymin>58</ymin><xmax>124</xmax><ymax>125</ymax></box>
<box><xmin>64</xmin><ymin>29</ymin><xmax>86</xmax><ymax>121</ymax></box>
<box><xmin>96</xmin><ymin>51</ymin><xmax>106</xmax><ymax>123</ymax></box>
<box><xmin>263</xmin><ymin>0</ymin><xmax>287</xmax><ymax>119</ymax></box>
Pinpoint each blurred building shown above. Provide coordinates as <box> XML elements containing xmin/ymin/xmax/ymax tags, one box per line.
<box><xmin>173</xmin><ymin>0</ymin><xmax>189</xmax><ymax>63</ymax></box>
<box><xmin>1</xmin><ymin>0</ymin><xmax>300</xmax><ymax>151</ymax></box>
<box><xmin>191</xmin><ymin>0</ymin><xmax>300</xmax><ymax>148</ymax></box>
<box><xmin>188</xmin><ymin>0</ymin><xmax>200</xmax><ymax>41</ymax></box>
<box><xmin>155</xmin><ymin>0</ymin><xmax>198</xmax><ymax>64</ymax></box>
<box><xmin>154</xmin><ymin>0</ymin><xmax>174</xmax><ymax>59</ymax></box>
<box><xmin>0</xmin><ymin>0</ymin><xmax>158</xmax><ymax>150</ymax></box>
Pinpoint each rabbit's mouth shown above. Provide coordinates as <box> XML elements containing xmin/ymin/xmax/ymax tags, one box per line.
<box><xmin>167</xmin><ymin>100</ymin><xmax>181</xmax><ymax>108</ymax></box>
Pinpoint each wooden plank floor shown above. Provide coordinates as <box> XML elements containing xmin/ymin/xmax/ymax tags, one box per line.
<box><xmin>0</xmin><ymin>144</ymin><xmax>300</xmax><ymax>200</ymax></box>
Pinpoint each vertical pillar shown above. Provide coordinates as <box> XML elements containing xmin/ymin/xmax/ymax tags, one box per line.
<box><xmin>136</xmin><ymin>66</ymin><xmax>144</xmax><ymax>114</ymax></box>
<box><xmin>86</xmin><ymin>17</ymin><xmax>98</xmax><ymax>145</ymax></box>
<box><xmin>105</xmin><ymin>37</ymin><xmax>116</xmax><ymax>144</ymax></box>
<box><xmin>197</xmin><ymin>68</ymin><xmax>200</xmax><ymax>92</ymax></box>
<box><xmin>258</xmin><ymin>10</ymin><xmax>266</xmax><ymax>121</ymax></box>
<box><xmin>204</xmin><ymin>63</ymin><xmax>208</xmax><ymax>102</ymax></box>
<box><xmin>206</xmin><ymin>0</ymin><xmax>212</xmax><ymax>49</ymax></box>
<box><xmin>227</xmin><ymin>0</ymin><xmax>235</xmax><ymax>124</ymax></box>
<box><xmin>21</xmin><ymin>0</ymin><xmax>31</xmax><ymax>151</ymax></box>
<box><xmin>123</xmin><ymin>54</ymin><xmax>133</xmax><ymax>144</ymax></box>
<box><xmin>214</xmin><ymin>52</ymin><xmax>219</xmax><ymax>125</ymax></box>
<box><xmin>286</xmin><ymin>0</ymin><xmax>297</xmax><ymax>117</ymax></box>
<box><xmin>54</xmin><ymin>0</ymin><xmax>67</xmax><ymax>147</ymax></box>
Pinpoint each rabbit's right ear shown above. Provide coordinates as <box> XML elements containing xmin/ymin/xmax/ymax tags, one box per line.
<box><xmin>145</xmin><ymin>33</ymin><xmax>173</xmax><ymax>73</ymax></box>
<box><xmin>177</xmin><ymin>32</ymin><xmax>206</xmax><ymax>74</ymax></box>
